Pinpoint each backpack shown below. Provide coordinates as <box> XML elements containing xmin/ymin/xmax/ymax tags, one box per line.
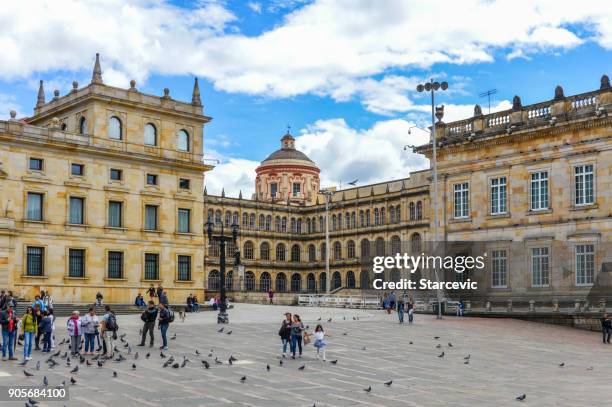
<box><xmin>105</xmin><ymin>313</ymin><xmax>118</xmax><ymax>331</ymax></box>
<box><xmin>166</xmin><ymin>308</ymin><xmax>175</xmax><ymax>323</ymax></box>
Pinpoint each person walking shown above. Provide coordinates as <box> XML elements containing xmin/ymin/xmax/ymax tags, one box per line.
<box><xmin>43</xmin><ymin>290</ymin><xmax>53</xmax><ymax>311</ymax></box>
<box><xmin>21</xmin><ymin>307</ymin><xmax>37</xmax><ymax>360</ymax></box>
<box><xmin>81</xmin><ymin>307</ymin><xmax>100</xmax><ymax>355</ymax></box>
<box><xmin>407</xmin><ymin>298</ymin><xmax>414</xmax><ymax>324</ymax></box>
<box><xmin>39</xmin><ymin>311</ymin><xmax>53</xmax><ymax>353</ymax></box>
<box><xmin>147</xmin><ymin>284</ymin><xmax>156</xmax><ymax>302</ymax></box>
<box><xmin>268</xmin><ymin>289</ymin><xmax>274</xmax><ymax>305</ymax></box>
<box><xmin>278</xmin><ymin>312</ymin><xmax>292</xmax><ymax>357</ymax></box>
<box><xmin>457</xmin><ymin>300</ymin><xmax>465</xmax><ymax>317</ymax></box>
<box><xmin>159</xmin><ymin>289</ymin><xmax>169</xmax><ymax>306</ymax></box>
<box><xmin>100</xmin><ymin>305</ymin><xmax>118</xmax><ymax>357</ymax></box>
<box><xmin>67</xmin><ymin>311</ymin><xmax>82</xmax><ymax>357</ymax></box>
<box><xmin>158</xmin><ymin>303</ymin><xmax>171</xmax><ymax>350</ymax></box>
<box><xmin>397</xmin><ymin>296</ymin><xmax>405</xmax><ymax>324</ymax></box>
<box><xmin>1</xmin><ymin>303</ymin><xmax>19</xmax><ymax>361</ymax></box>
<box><xmin>32</xmin><ymin>295</ymin><xmax>45</xmax><ymax>313</ymax></box>
<box><xmin>48</xmin><ymin>308</ymin><xmax>56</xmax><ymax>349</ymax></box>
<box><xmin>138</xmin><ymin>301</ymin><xmax>158</xmax><ymax>347</ymax></box>
<box><xmin>313</xmin><ymin>324</ymin><xmax>328</xmax><ymax>361</ymax></box>
<box><xmin>290</xmin><ymin>314</ymin><xmax>304</xmax><ymax>359</ymax></box>
<box><xmin>601</xmin><ymin>313</ymin><xmax>611</xmax><ymax>344</ymax></box>
<box><xmin>156</xmin><ymin>285</ymin><xmax>164</xmax><ymax>303</ymax></box>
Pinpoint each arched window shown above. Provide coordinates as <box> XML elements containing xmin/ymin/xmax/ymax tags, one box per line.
<box><xmin>381</xmin><ymin>207</ymin><xmax>385</xmax><ymax>224</ymax></box>
<box><xmin>226</xmin><ymin>240</ymin><xmax>235</xmax><ymax>258</ymax></box>
<box><xmin>265</xmin><ymin>215</ymin><xmax>272</xmax><ymax>231</ymax></box>
<box><xmin>319</xmin><ymin>216</ymin><xmax>324</xmax><ymax>232</ymax></box>
<box><xmin>365</xmin><ymin>210</ymin><xmax>370</xmax><ymax>226</ymax></box>
<box><xmin>360</xmin><ymin>271</ymin><xmax>370</xmax><ymax>289</ymax></box>
<box><xmin>360</xmin><ymin>239</ymin><xmax>370</xmax><ymax>259</ymax></box>
<box><xmin>79</xmin><ymin>117</ymin><xmax>87</xmax><ymax>135</ymax></box>
<box><xmin>244</xmin><ymin>241</ymin><xmax>254</xmax><ymax>260</ymax></box>
<box><xmin>276</xmin><ymin>243</ymin><xmax>286</xmax><ymax>261</ymax></box>
<box><xmin>306</xmin><ymin>218</ymin><xmax>311</xmax><ymax>233</ymax></box>
<box><xmin>351</xmin><ymin>212</ymin><xmax>356</xmax><ymax>228</ymax></box>
<box><xmin>233</xmin><ymin>211</ymin><xmax>239</xmax><ymax>226</ymax></box>
<box><xmin>411</xmin><ymin>233</ymin><xmax>422</xmax><ymax>253</ymax></box>
<box><xmin>359</xmin><ymin>210</ymin><xmax>364</xmax><ymax>227</ymax></box>
<box><xmin>242</xmin><ymin>213</ymin><xmax>249</xmax><ymax>229</ymax></box>
<box><xmin>389</xmin><ymin>206</ymin><xmax>395</xmax><ymax>224</ymax></box>
<box><xmin>347</xmin><ymin>240</ymin><xmax>356</xmax><ymax>259</ymax></box>
<box><xmin>320</xmin><ymin>243</ymin><xmax>326</xmax><ymax>261</ymax></box>
<box><xmin>225</xmin><ymin>211</ymin><xmax>232</xmax><ymax>227</ymax></box>
<box><xmin>345</xmin><ymin>213</ymin><xmax>350</xmax><ymax>229</ymax></box>
<box><xmin>226</xmin><ymin>271</ymin><xmax>233</xmax><ymax>290</ymax></box>
<box><xmin>259</xmin><ymin>214</ymin><xmax>265</xmax><ymax>230</ymax></box>
<box><xmin>275</xmin><ymin>273</ymin><xmax>287</xmax><ymax>292</ymax></box>
<box><xmin>376</xmin><ymin>237</ymin><xmax>385</xmax><ymax>256</ymax></box>
<box><xmin>214</xmin><ymin>210</ymin><xmax>222</xmax><ymax>226</ymax></box>
<box><xmin>346</xmin><ymin>271</ymin><xmax>356</xmax><ymax>288</ymax></box>
<box><xmin>307</xmin><ymin>273</ymin><xmax>316</xmax><ymax>292</ymax></box>
<box><xmin>260</xmin><ymin>272</ymin><xmax>271</xmax><ymax>292</ymax></box>
<box><xmin>391</xmin><ymin>235</ymin><xmax>401</xmax><ymax>254</ymax></box>
<box><xmin>249</xmin><ymin>214</ymin><xmax>256</xmax><ymax>229</ymax></box>
<box><xmin>177</xmin><ymin>129</ymin><xmax>190</xmax><ymax>151</ymax></box>
<box><xmin>208</xmin><ymin>270</ymin><xmax>220</xmax><ymax>290</ymax></box>
<box><xmin>396</xmin><ymin>205</ymin><xmax>401</xmax><ymax>223</ymax></box>
<box><xmin>332</xmin><ymin>271</ymin><xmax>342</xmax><ymax>290</ymax></box>
<box><xmin>281</xmin><ymin>217</ymin><xmax>287</xmax><ymax>232</ymax></box>
<box><xmin>297</xmin><ymin>218</ymin><xmax>302</xmax><ymax>234</ymax></box>
<box><xmin>108</xmin><ymin>116</ymin><xmax>122</xmax><ymax>140</ymax></box>
<box><xmin>311</xmin><ymin>217</ymin><xmax>317</xmax><ymax>233</ymax></box>
<box><xmin>333</xmin><ymin>241</ymin><xmax>342</xmax><ymax>260</ymax></box>
<box><xmin>291</xmin><ymin>273</ymin><xmax>301</xmax><ymax>293</ymax></box>
<box><xmin>416</xmin><ymin>201</ymin><xmax>423</xmax><ymax>220</ymax></box>
<box><xmin>144</xmin><ymin>123</ymin><xmax>157</xmax><ymax>146</ymax></box>
<box><xmin>209</xmin><ymin>240</ymin><xmax>220</xmax><ymax>257</ymax></box>
<box><xmin>319</xmin><ymin>273</ymin><xmax>327</xmax><ymax>292</ymax></box>
<box><xmin>409</xmin><ymin>202</ymin><xmax>415</xmax><ymax>220</ymax></box>
<box><xmin>245</xmin><ymin>271</ymin><xmax>255</xmax><ymax>291</ymax></box>
<box><xmin>291</xmin><ymin>218</ymin><xmax>296</xmax><ymax>233</ymax></box>
<box><xmin>260</xmin><ymin>242</ymin><xmax>270</xmax><ymax>260</ymax></box>
<box><xmin>207</xmin><ymin>209</ymin><xmax>213</xmax><ymax>223</ymax></box>
<box><xmin>275</xmin><ymin>216</ymin><xmax>281</xmax><ymax>232</ymax></box>
<box><xmin>374</xmin><ymin>208</ymin><xmax>380</xmax><ymax>226</ymax></box>
<box><xmin>308</xmin><ymin>244</ymin><xmax>316</xmax><ymax>262</ymax></box>
<box><xmin>291</xmin><ymin>244</ymin><xmax>300</xmax><ymax>262</ymax></box>
<box><xmin>332</xmin><ymin>215</ymin><xmax>337</xmax><ymax>231</ymax></box>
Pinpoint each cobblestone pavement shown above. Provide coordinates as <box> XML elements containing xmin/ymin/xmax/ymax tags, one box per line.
<box><xmin>0</xmin><ymin>303</ymin><xmax>610</xmax><ymax>406</ymax></box>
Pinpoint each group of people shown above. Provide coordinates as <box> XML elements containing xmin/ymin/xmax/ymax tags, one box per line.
<box><xmin>186</xmin><ymin>294</ymin><xmax>200</xmax><ymax>312</ymax></box>
<box><xmin>138</xmin><ymin>301</ymin><xmax>174</xmax><ymax>350</ymax></box>
<box><xmin>145</xmin><ymin>284</ymin><xmax>170</xmax><ymax>306</ymax></box>
<box><xmin>66</xmin><ymin>306</ymin><xmax>119</xmax><ymax>357</ymax></box>
<box><xmin>382</xmin><ymin>292</ymin><xmax>415</xmax><ymax>324</ymax></box>
<box><xmin>278</xmin><ymin>312</ymin><xmax>329</xmax><ymax>361</ymax></box>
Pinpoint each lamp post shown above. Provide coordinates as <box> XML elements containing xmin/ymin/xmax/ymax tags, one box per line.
<box><xmin>416</xmin><ymin>79</ymin><xmax>448</xmax><ymax>319</ymax></box>
<box><xmin>319</xmin><ymin>189</ymin><xmax>333</xmax><ymax>296</ymax></box>
<box><xmin>205</xmin><ymin>219</ymin><xmax>239</xmax><ymax>324</ymax></box>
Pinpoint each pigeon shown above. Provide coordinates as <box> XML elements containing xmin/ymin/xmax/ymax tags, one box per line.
<box><xmin>438</xmin><ymin>352</ymin><xmax>445</xmax><ymax>358</ymax></box>
<box><xmin>120</xmin><ymin>333</ymin><xmax>127</xmax><ymax>340</ymax></box>
<box><xmin>79</xmin><ymin>355</ymin><xmax>85</xmax><ymax>364</ymax></box>
<box><xmin>464</xmin><ymin>354</ymin><xmax>470</xmax><ymax>360</ymax></box>
<box><xmin>114</xmin><ymin>346</ymin><xmax>120</xmax><ymax>353</ymax></box>
<box><xmin>172</xmin><ymin>363</ymin><xmax>180</xmax><ymax>369</ymax></box>
<box><xmin>115</xmin><ymin>354</ymin><xmax>125</xmax><ymax>362</ymax></box>
<box><xmin>28</xmin><ymin>397</ymin><xmax>38</xmax><ymax>405</ymax></box>
<box><xmin>113</xmin><ymin>371</ymin><xmax>117</xmax><ymax>378</ymax></box>
<box><xmin>70</xmin><ymin>366</ymin><xmax>78</xmax><ymax>374</ymax></box>
<box><xmin>317</xmin><ymin>317</ymin><xmax>321</xmax><ymax>321</ymax></box>
<box><xmin>448</xmin><ymin>342</ymin><xmax>453</xmax><ymax>347</ymax></box>
<box><xmin>171</xmin><ymin>334</ymin><xmax>177</xmax><ymax>340</ymax></box>
<box><xmin>343</xmin><ymin>316</ymin><xmax>346</xmax><ymax>320</ymax></box>
<box><xmin>97</xmin><ymin>361</ymin><xmax>104</xmax><ymax>368</ymax></box>
<box><xmin>364</xmin><ymin>386</ymin><xmax>371</xmax><ymax>393</ymax></box>
<box><xmin>36</xmin><ymin>360</ymin><xmax>41</xmax><ymax>370</ymax></box>
<box><xmin>348</xmin><ymin>179</ymin><xmax>358</xmax><ymax>186</ymax></box>
<box><xmin>146</xmin><ymin>352</ymin><xmax>150</xmax><ymax>359</ymax></box>
<box><xmin>134</xmin><ymin>352</ymin><xmax>139</xmax><ymax>360</ymax></box>
<box><xmin>86</xmin><ymin>360</ymin><xmax>92</xmax><ymax>366</ymax></box>
<box><xmin>24</xmin><ymin>370</ymin><xmax>34</xmax><ymax>377</ymax></box>
<box><xmin>215</xmin><ymin>357</ymin><xmax>222</xmax><ymax>365</ymax></box>
<box><xmin>70</xmin><ymin>377</ymin><xmax>76</xmax><ymax>385</ymax></box>
<box><xmin>559</xmin><ymin>362</ymin><xmax>565</xmax><ymax>367</ymax></box>
<box><xmin>384</xmin><ymin>380</ymin><xmax>393</xmax><ymax>386</ymax></box>
<box><xmin>66</xmin><ymin>358</ymin><xmax>71</xmax><ymax>366</ymax></box>
<box><xmin>516</xmin><ymin>394</ymin><xmax>526</xmax><ymax>401</ymax></box>
<box><xmin>342</xmin><ymin>332</ymin><xmax>348</xmax><ymax>336</ymax></box>
<box><xmin>52</xmin><ymin>350</ymin><xmax>61</xmax><ymax>357</ymax></box>
<box><xmin>279</xmin><ymin>360</ymin><xmax>283</xmax><ymax>366</ymax></box>
<box><xmin>163</xmin><ymin>360</ymin><xmax>172</xmax><ymax>368</ymax></box>
<box><xmin>434</xmin><ymin>336</ymin><xmax>440</xmax><ymax>340</ymax></box>
<box><xmin>436</xmin><ymin>344</ymin><xmax>441</xmax><ymax>349</ymax></box>
<box><xmin>327</xmin><ymin>318</ymin><xmax>332</xmax><ymax>322</ymax></box>
<box><xmin>92</xmin><ymin>354</ymin><xmax>100</xmax><ymax>361</ymax></box>
<box><xmin>207</xmin><ymin>353</ymin><xmax>213</xmax><ymax>357</ymax></box>
<box><xmin>464</xmin><ymin>360</ymin><xmax>470</xmax><ymax>365</ymax></box>
<box><xmin>202</xmin><ymin>360</ymin><xmax>210</xmax><ymax>369</ymax></box>
<box><xmin>409</xmin><ymin>341</ymin><xmax>413</xmax><ymax>345</ymax></box>
<box><xmin>123</xmin><ymin>343</ymin><xmax>129</xmax><ymax>348</ymax></box>
<box><xmin>298</xmin><ymin>365</ymin><xmax>305</xmax><ymax>370</ymax></box>
<box><xmin>217</xmin><ymin>328</ymin><xmax>224</xmax><ymax>333</ymax></box>
<box><xmin>195</xmin><ymin>349</ymin><xmax>200</xmax><ymax>355</ymax></box>
<box><xmin>226</xmin><ymin>331</ymin><xmax>232</xmax><ymax>335</ymax></box>
<box><xmin>587</xmin><ymin>366</ymin><xmax>594</xmax><ymax>371</ymax></box>
<box><xmin>229</xmin><ymin>355</ymin><xmax>238</xmax><ymax>362</ymax></box>
<box><xmin>43</xmin><ymin>376</ymin><xmax>48</xmax><ymax>386</ymax></box>
<box><xmin>127</xmin><ymin>346</ymin><xmax>132</xmax><ymax>355</ymax></box>
<box><xmin>181</xmin><ymin>358</ymin><xmax>189</xmax><ymax>368</ymax></box>
<box><xmin>362</xmin><ymin>346</ymin><xmax>367</xmax><ymax>350</ymax></box>
<box><xmin>132</xmin><ymin>363</ymin><xmax>136</xmax><ymax>370</ymax></box>
<box><xmin>18</xmin><ymin>359</ymin><xmax>28</xmax><ymax>366</ymax></box>
<box><xmin>48</xmin><ymin>359</ymin><xmax>58</xmax><ymax>368</ymax></box>
<box><xmin>160</xmin><ymin>352</ymin><xmax>166</xmax><ymax>358</ymax></box>
<box><xmin>266</xmin><ymin>364</ymin><xmax>270</xmax><ymax>371</ymax></box>
<box><xmin>229</xmin><ymin>359</ymin><xmax>233</xmax><ymax>366</ymax></box>
<box><xmin>330</xmin><ymin>360</ymin><xmax>338</xmax><ymax>365</ymax></box>
<box><xmin>240</xmin><ymin>376</ymin><xmax>246</xmax><ymax>382</ymax></box>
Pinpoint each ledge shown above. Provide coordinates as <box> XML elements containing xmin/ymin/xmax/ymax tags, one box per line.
<box><xmin>104</xmin><ymin>185</ymin><xmax>128</xmax><ymax>193</ymax></box>
<box><xmin>570</xmin><ymin>203</ymin><xmax>598</xmax><ymax>211</ymax></box>
<box><xmin>104</xmin><ymin>226</ymin><xmax>127</xmax><ymax>232</ymax></box>
<box><xmin>174</xmin><ymin>280</ymin><xmax>195</xmax><ymax>284</ymax></box>
<box><xmin>22</xmin><ymin>175</ymin><xmax>51</xmax><ymax>184</ymax></box>
<box><xmin>526</xmin><ymin>209</ymin><xmax>553</xmax><ymax>216</ymax></box>
<box><xmin>22</xmin><ymin>219</ymin><xmax>50</xmax><ymax>226</ymax></box>
<box><xmin>140</xmin><ymin>279</ymin><xmax>162</xmax><ymax>283</ymax></box>
<box><xmin>448</xmin><ymin>217</ymin><xmax>472</xmax><ymax>224</ymax></box>
<box><xmin>486</xmin><ymin>213</ymin><xmax>511</xmax><ymax>220</ymax></box>
<box><xmin>64</xmin><ymin>180</ymin><xmax>91</xmax><ymax>189</ymax></box>
<box><xmin>103</xmin><ymin>277</ymin><xmax>128</xmax><ymax>282</ymax></box>
<box><xmin>20</xmin><ymin>275</ymin><xmax>48</xmax><ymax>279</ymax></box>
<box><xmin>64</xmin><ymin>276</ymin><xmax>90</xmax><ymax>281</ymax></box>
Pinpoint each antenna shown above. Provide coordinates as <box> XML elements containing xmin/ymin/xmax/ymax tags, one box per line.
<box><xmin>478</xmin><ymin>89</ymin><xmax>497</xmax><ymax>114</ymax></box>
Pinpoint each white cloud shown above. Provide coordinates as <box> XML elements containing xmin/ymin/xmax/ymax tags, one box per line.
<box><xmin>247</xmin><ymin>2</ymin><xmax>262</xmax><ymax>14</ymax></box>
<box><xmin>0</xmin><ymin>94</ymin><xmax>23</xmax><ymax>120</ymax></box>
<box><xmin>204</xmin><ymin>157</ymin><xmax>259</xmax><ymax>198</ymax></box>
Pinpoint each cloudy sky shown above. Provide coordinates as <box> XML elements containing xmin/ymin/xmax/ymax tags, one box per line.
<box><xmin>1</xmin><ymin>0</ymin><xmax>611</xmax><ymax>197</ymax></box>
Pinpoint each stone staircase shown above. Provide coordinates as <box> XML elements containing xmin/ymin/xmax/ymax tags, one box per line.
<box><xmin>13</xmin><ymin>303</ymin><xmax>143</xmax><ymax>317</ymax></box>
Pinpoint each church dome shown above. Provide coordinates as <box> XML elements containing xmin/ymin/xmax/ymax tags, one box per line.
<box><xmin>261</xmin><ymin>133</ymin><xmax>316</xmax><ymax>165</ymax></box>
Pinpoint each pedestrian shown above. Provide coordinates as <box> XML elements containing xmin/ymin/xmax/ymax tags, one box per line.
<box><xmin>407</xmin><ymin>298</ymin><xmax>414</xmax><ymax>324</ymax></box>
<box><xmin>138</xmin><ymin>301</ymin><xmax>158</xmax><ymax>348</ymax></box>
<box><xmin>278</xmin><ymin>312</ymin><xmax>292</xmax><ymax>357</ymax></box>
<box><xmin>157</xmin><ymin>303</ymin><xmax>172</xmax><ymax>350</ymax></box>
<box><xmin>39</xmin><ymin>311</ymin><xmax>53</xmax><ymax>353</ymax></box>
<box><xmin>147</xmin><ymin>284</ymin><xmax>156</xmax><ymax>302</ymax></box>
<box><xmin>156</xmin><ymin>285</ymin><xmax>164</xmax><ymax>303</ymax></box>
<box><xmin>268</xmin><ymin>289</ymin><xmax>274</xmax><ymax>305</ymax></box>
<box><xmin>20</xmin><ymin>307</ymin><xmax>37</xmax><ymax>360</ymax></box>
<box><xmin>100</xmin><ymin>305</ymin><xmax>118</xmax><ymax>357</ymax></box>
<box><xmin>389</xmin><ymin>291</ymin><xmax>396</xmax><ymax>314</ymax></box>
<box><xmin>290</xmin><ymin>314</ymin><xmax>304</xmax><ymax>359</ymax></box>
<box><xmin>33</xmin><ymin>304</ymin><xmax>43</xmax><ymax>351</ymax></box>
<box><xmin>186</xmin><ymin>294</ymin><xmax>193</xmax><ymax>312</ymax></box>
<box><xmin>397</xmin><ymin>296</ymin><xmax>405</xmax><ymax>324</ymax></box>
<box><xmin>209</xmin><ymin>296</ymin><xmax>216</xmax><ymax>311</ymax></box>
<box><xmin>0</xmin><ymin>290</ymin><xmax>6</xmax><ymax>310</ymax></box>
<box><xmin>43</xmin><ymin>290</ymin><xmax>53</xmax><ymax>311</ymax></box>
<box><xmin>95</xmin><ymin>292</ymin><xmax>104</xmax><ymax>307</ymax></box>
<box><xmin>457</xmin><ymin>300</ymin><xmax>465</xmax><ymax>317</ymax></box>
<box><xmin>313</xmin><ymin>324</ymin><xmax>328</xmax><ymax>361</ymax></box>
<box><xmin>67</xmin><ymin>311</ymin><xmax>82</xmax><ymax>357</ymax></box>
<box><xmin>601</xmin><ymin>313</ymin><xmax>611</xmax><ymax>344</ymax></box>
<box><xmin>32</xmin><ymin>294</ymin><xmax>45</xmax><ymax>313</ymax></box>
<box><xmin>1</xmin><ymin>302</ymin><xmax>19</xmax><ymax>361</ymax></box>
<box><xmin>81</xmin><ymin>307</ymin><xmax>100</xmax><ymax>355</ymax></box>
<box><xmin>159</xmin><ymin>289</ymin><xmax>169</xmax><ymax>306</ymax></box>
<box><xmin>48</xmin><ymin>308</ymin><xmax>56</xmax><ymax>349</ymax></box>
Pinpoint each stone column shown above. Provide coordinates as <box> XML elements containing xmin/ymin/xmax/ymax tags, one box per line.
<box><xmin>552</xmin><ymin>299</ymin><xmax>559</xmax><ymax>312</ymax></box>
<box><xmin>529</xmin><ymin>300</ymin><xmax>535</xmax><ymax>312</ymax></box>
<box><xmin>506</xmin><ymin>299</ymin><xmax>513</xmax><ymax>313</ymax></box>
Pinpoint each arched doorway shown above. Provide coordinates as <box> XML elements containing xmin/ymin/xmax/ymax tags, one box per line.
<box><xmin>346</xmin><ymin>271</ymin><xmax>356</xmax><ymax>288</ymax></box>
<box><xmin>260</xmin><ymin>272</ymin><xmax>271</xmax><ymax>292</ymax></box>
<box><xmin>245</xmin><ymin>271</ymin><xmax>255</xmax><ymax>291</ymax></box>
<box><xmin>332</xmin><ymin>271</ymin><xmax>342</xmax><ymax>290</ymax></box>
<box><xmin>276</xmin><ymin>272</ymin><xmax>287</xmax><ymax>292</ymax></box>
<box><xmin>208</xmin><ymin>270</ymin><xmax>219</xmax><ymax>290</ymax></box>
<box><xmin>291</xmin><ymin>273</ymin><xmax>301</xmax><ymax>293</ymax></box>
<box><xmin>319</xmin><ymin>273</ymin><xmax>327</xmax><ymax>292</ymax></box>
<box><xmin>307</xmin><ymin>273</ymin><xmax>316</xmax><ymax>292</ymax></box>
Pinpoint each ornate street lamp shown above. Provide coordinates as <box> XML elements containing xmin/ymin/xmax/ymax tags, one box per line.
<box><xmin>205</xmin><ymin>218</ymin><xmax>239</xmax><ymax>324</ymax></box>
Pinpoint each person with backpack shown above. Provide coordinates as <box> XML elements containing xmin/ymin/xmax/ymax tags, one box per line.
<box><xmin>157</xmin><ymin>302</ymin><xmax>172</xmax><ymax>350</ymax></box>
<box><xmin>100</xmin><ymin>305</ymin><xmax>118</xmax><ymax>357</ymax></box>
<box><xmin>159</xmin><ymin>289</ymin><xmax>169</xmax><ymax>306</ymax></box>
<box><xmin>138</xmin><ymin>301</ymin><xmax>158</xmax><ymax>348</ymax></box>
<box><xmin>278</xmin><ymin>312</ymin><xmax>292</xmax><ymax>358</ymax></box>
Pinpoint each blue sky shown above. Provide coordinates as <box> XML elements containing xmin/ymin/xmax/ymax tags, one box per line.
<box><xmin>1</xmin><ymin>0</ymin><xmax>611</xmax><ymax>196</ymax></box>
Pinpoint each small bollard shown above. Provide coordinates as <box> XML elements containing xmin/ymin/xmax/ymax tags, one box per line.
<box><xmin>465</xmin><ymin>300</ymin><xmax>471</xmax><ymax>311</ymax></box>
<box><xmin>574</xmin><ymin>300</ymin><xmax>581</xmax><ymax>312</ymax></box>
<box><xmin>485</xmin><ymin>301</ymin><xmax>491</xmax><ymax>311</ymax></box>
<box><xmin>529</xmin><ymin>300</ymin><xmax>535</xmax><ymax>312</ymax></box>
<box><xmin>599</xmin><ymin>299</ymin><xmax>606</xmax><ymax>312</ymax></box>
<box><xmin>507</xmin><ymin>299</ymin><xmax>513</xmax><ymax>312</ymax></box>
<box><xmin>552</xmin><ymin>299</ymin><xmax>559</xmax><ymax>312</ymax></box>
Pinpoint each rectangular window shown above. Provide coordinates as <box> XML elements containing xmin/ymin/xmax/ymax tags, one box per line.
<box><xmin>453</xmin><ymin>182</ymin><xmax>469</xmax><ymax>219</ymax></box>
<box><xmin>270</xmin><ymin>183</ymin><xmax>278</xmax><ymax>197</ymax></box>
<box><xmin>490</xmin><ymin>177</ymin><xmax>507</xmax><ymax>215</ymax></box>
<box><xmin>574</xmin><ymin>164</ymin><xmax>594</xmax><ymax>206</ymax></box>
<box><xmin>292</xmin><ymin>182</ymin><xmax>301</xmax><ymax>197</ymax></box>
<box><xmin>144</xmin><ymin>253</ymin><xmax>159</xmax><ymax>280</ymax></box>
<box><xmin>177</xmin><ymin>255</ymin><xmax>191</xmax><ymax>281</ymax></box>
<box><xmin>71</xmin><ymin>163</ymin><xmax>84</xmax><ymax>176</ymax></box>
<box><xmin>69</xmin><ymin>197</ymin><xmax>84</xmax><ymax>224</ymax></box>
<box><xmin>29</xmin><ymin>158</ymin><xmax>43</xmax><ymax>171</ymax></box>
<box><xmin>179</xmin><ymin>178</ymin><xmax>190</xmax><ymax>190</ymax></box>
<box><xmin>144</xmin><ymin>205</ymin><xmax>158</xmax><ymax>230</ymax></box>
<box><xmin>491</xmin><ymin>249</ymin><xmax>507</xmax><ymax>288</ymax></box>
<box><xmin>26</xmin><ymin>192</ymin><xmax>43</xmax><ymax>221</ymax></box>
<box><xmin>107</xmin><ymin>251</ymin><xmax>124</xmax><ymax>279</ymax></box>
<box><xmin>110</xmin><ymin>168</ymin><xmax>122</xmax><ymax>181</ymax></box>
<box><xmin>531</xmin><ymin>247</ymin><xmax>550</xmax><ymax>287</ymax></box>
<box><xmin>530</xmin><ymin>171</ymin><xmax>549</xmax><ymax>211</ymax></box>
<box><xmin>576</xmin><ymin>244</ymin><xmax>595</xmax><ymax>285</ymax></box>
<box><xmin>26</xmin><ymin>246</ymin><xmax>44</xmax><ymax>276</ymax></box>
<box><xmin>146</xmin><ymin>174</ymin><xmax>158</xmax><ymax>186</ymax></box>
<box><xmin>178</xmin><ymin>208</ymin><xmax>190</xmax><ymax>233</ymax></box>
<box><xmin>68</xmin><ymin>249</ymin><xmax>85</xmax><ymax>278</ymax></box>
<box><xmin>108</xmin><ymin>201</ymin><xmax>123</xmax><ymax>228</ymax></box>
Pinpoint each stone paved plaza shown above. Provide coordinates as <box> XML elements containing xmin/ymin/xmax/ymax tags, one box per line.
<box><xmin>0</xmin><ymin>304</ymin><xmax>611</xmax><ymax>406</ymax></box>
